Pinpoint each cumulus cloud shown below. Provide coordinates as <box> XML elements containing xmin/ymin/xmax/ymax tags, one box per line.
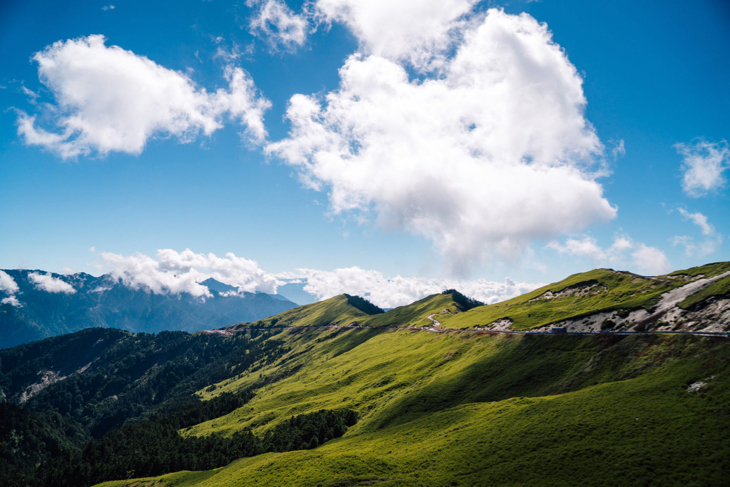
<box><xmin>28</xmin><ymin>272</ymin><xmax>77</xmax><ymax>294</ymax></box>
<box><xmin>1</xmin><ymin>296</ymin><xmax>21</xmax><ymax>307</ymax></box>
<box><xmin>672</xmin><ymin>208</ymin><xmax>722</xmax><ymax>257</ymax></box>
<box><xmin>0</xmin><ymin>270</ymin><xmax>22</xmax><ymax>307</ymax></box>
<box><xmin>631</xmin><ymin>244</ymin><xmax>671</xmax><ymax>276</ymax></box>
<box><xmin>100</xmin><ymin>249</ymin><xmax>279</xmax><ymax>297</ymax></box>
<box><xmin>247</xmin><ymin>0</ymin><xmax>309</xmax><ymax>51</ymax></box>
<box><xmin>278</xmin><ymin>267</ymin><xmax>541</xmax><ymax>309</ymax></box>
<box><xmin>0</xmin><ymin>270</ymin><xmax>20</xmax><ymax>295</ymax></box>
<box><xmin>315</xmin><ymin>0</ymin><xmax>476</xmax><ymax>68</ymax></box>
<box><xmin>17</xmin><ymin>35</ymin><xmax>270</xmax><ymax>159</ymax></box>
<box><xmin>676</xmin><ymin>139</ymin><xmax>730</xmax><ymax>197</ymax></box>
<box><xmin>268</xmin><ymin>9</ymin><xmax>615</xmax><ymax>272</ymax></box>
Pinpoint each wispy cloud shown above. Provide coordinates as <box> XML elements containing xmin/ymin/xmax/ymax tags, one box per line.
<box><xmin>631</xmin><ymin>244</ymin><xmax>671</xmax><ymax>275</ymax></box>
<box><xmin>677</xmin><ymin>208</ymin><xmax>713</xmax><ymax>236</ymax></box>
<box><xmin>548</xmin><ymin>233</ymin><xmax>670</xmax><ymax>275</ymax></box>
<box><xmin>17</xmin><ymin>35</ymin><xmax>270</xmax><ymax>159</ymax></box>
<box><xmin>671</xmin><ymin>208</ymin><xmax>722</xmax><ymax>257</ymax></box>
<box><xmin>102</xmin><ymin>5</ymin><xmax>115</xmax><ymax>11</ymax></box>
<box><xmin>676</xmin><ymin>139</ymin><xmax>729</xmax><ymax>197</ymax></box>
<box><xmin>247</xmin><ymin>0</ymin><xmax>309</xmax><ymax>52</ymax></box>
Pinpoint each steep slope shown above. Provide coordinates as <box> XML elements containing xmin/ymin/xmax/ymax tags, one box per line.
<box><xmin>0</xmin><ymin>270</ymin><xmax>297</xmax><ymax>348</ymax></box>
<box><xmin>100</xmin><ymin>328</ymin><xmax>729</xmax><ymax>487</ymax></box>
<box><xmin>362</xmin><ymin>289</ymin><xmax>482</xmax><ymax>328</ymax></box>
<box><xmin>229</xmin><ymin>293</ymin><xmax>383</xmax><ymax>330</ymax></box>
<box><xmin>3</xmin><ymin>263</ymin><xmax>730</xmax><ymax>486</ymax></box>
<box><xmin>0</xmin><ymin>327</ymin><xmax>288</xmax><ymax>438</ymax></box>
<box><xmin>439</xmin><ymin>262</ymin><xmax>730</xmax><ymax>333</ymax></box>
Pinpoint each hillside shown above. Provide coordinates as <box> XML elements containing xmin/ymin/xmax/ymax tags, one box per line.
<box><xmin>0</xmin><ymin>270</ymin><xmax>297</xmax><ymax>349</ymax></box>
<box><xmin>439</xmin><ymin>262</ymin><xmax>730</xmax><ymax>333</ymax></box>
<box><xmin>1</xmin><ymin>263</ymin><xmax>729</xmax><ymax>486</ymax></box>
<box><xmin>119</xmin><ymin>329</ymin><xmax>728</xmax><ymax>487</ymax></box>
<box><xmin>230</xmin><ymin>293</ymin><xmax>383</xmax><ymax>330</ymax></box>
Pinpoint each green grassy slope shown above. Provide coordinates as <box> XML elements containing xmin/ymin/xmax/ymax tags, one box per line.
<box><xmin>678</xmin><ymin>274</ymin><xmax>730</xmax><ymax>309</ymax></box>
<box><xmin>362</xmin><ymin>291</ymin><xmax>471</xmax><ymax>328</ymax></box>
<box><xmin>224</xmin><ymin>262</ymin><xmax>730</xmax><ymax>334</ymax></box>
<box><xmin>230</xmin><ymin>294</ymin><xmax>379</xmax><ymax>329</ymax></box>
<box><xmin>96</xmin><ymin>330</ymin><xmax>730</xmax><ymax>487</ymax></box>
<box><xmin>439</xmin><ymin>267</ymin><xmax>703</xmax><ymax>330</ymax></box>
<box><xmin>88</xmin><ymin>263</ymin><xmax>730</xmax><ymax>486</ymax></box>
<box><xmin>669</xmin><ymin>261</ymin><xmax>730</xmax><ymax>278</ymax></box>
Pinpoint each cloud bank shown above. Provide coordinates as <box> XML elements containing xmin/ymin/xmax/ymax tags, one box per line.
<box><xmin>18</xmin><ymin>35</ymin><xmax>270</xmax><ymax>158</ymax></box>
<box><xmin>95</xmin><ymin>249</ymin><xmax>541</xmax><ymax>307</ymax></box>
<box><xmin>28</xmin><ymin>272</ymin><xmax>77</xmax><ymax>294</ymax></box>
<box><xmin>277</xmin><ymin>267</ymin><xmax>540</xmax><ymax>309</ymax></box>
<box><xmin>101</xmin><ymin>249</ymin><xmax>280</xmax><ymax>297</ymax></box>
<box><xmin>268</xmin><ymin>8</ymin><xmax>616</xmax><ymax>272</ymax></box>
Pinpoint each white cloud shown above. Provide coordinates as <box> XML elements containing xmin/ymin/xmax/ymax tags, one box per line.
<box><xmin>28</xmin><ymin>272</ymin><xmax>77</xmax><ymax>294</ymax></box>
<box><xmin>676</xmin><ymin>139</ymin><xmax>730</xmax><ymax>197</ymax></box>
<box><xmin>247</xmin><ymin>0</ymin><xmax>309</xmax><ymax>51</ymax></box>
<box><xmin>672</xmin><ymin>208</ymin><xmax>722</xmax><ymax>257</ymax></box>
<box><xmin>1</xmin><ymin>296</ymin><xmax>21</xmax><ymax>307</ymax></box>
<box><xmin>548</xmin><ymin>234</ymin><xmax>635</xmax><ymax>263</ymax></box>
<box><xmin>100</xmin><ymin>249</ymin><xmax>280</xmax><ymax>297</ymax></box>
<box><xmin>548</xmin><ymin>235</ymin><xmax>605</xmax><ymax>261</ymax></box>
<box><xmin>0</xmin><ymin>270</ymin><xmax>22</xmax><ymax>306</ymax></box>
<box><xmin>549</xmin><ymin>233</ymin><xmax>671</xmax><ymax>275</ymax></box>
<box><xmin>631</xmin><ymin>245</ymin><xmax>670</xmax><ymax>275</ymax></box>
<box><xmin>99</xmin><ymin>249</ymin><xmax>542</xmax><ymax>307</ymax></box>
<box><xmin>0</xmin><ymin>270</ymin><xmax>20</xmax><ymax>295</ymax></box>
<box><xmin>20</xmin><ymin>85</ymin><xmax>39</xmax><ymax>103</ymax></box>
<box><xmin>315</xmin><ymin>0</ymin><xmax>476</xmax><ymax>68</ymax></box>
<box><xmin>279</xmin><ymin>267</ymin><xmax>541</xmax><ymax>308</ymax></box>
<box><xmin>268</xmin><ymin>9</ymin><xmax>615</xmax><ymax>272</ymax></box>
<box><xmin>17</xmin><ymin>35</ymin><xmax>270</xmax><ymax>159</ymax></box>
<box><xmin>677</xmin><ymin>208</ymin><xmax>713</xmax><ymax>236</ymax></box>
<box><xmin>102</xmin><ymin>5</ymin><xmax>115</xmax><ymax>11</ymax></box>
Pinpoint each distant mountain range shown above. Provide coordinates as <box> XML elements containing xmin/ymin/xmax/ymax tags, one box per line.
<box><xmin>0</xmin><ymin>269</ymin><xmax>297</xmax><ymax>349</ymax></box>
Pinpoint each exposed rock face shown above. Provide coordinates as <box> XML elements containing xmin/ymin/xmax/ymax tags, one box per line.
<box><xmin>528</xmin><ymin>280</ymin><xmax>606</xmax><ymax>302</ymax></box>
<box><xmin>537</xmin><ymin>271</ymin><xmax>730</xmax><ymax>334</ymax></box>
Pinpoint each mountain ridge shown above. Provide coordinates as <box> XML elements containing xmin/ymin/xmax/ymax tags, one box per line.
<box><xmin>1</xmin><ymin>262</ymin><xmax>729</xmax><ymax>486</ymax></box>
<box><xmin>0</xmin><ymin>269</ymin><xmax>298</xmax><ymax>349</ymax></box>
<box><xmin>224</xmin><ymin>262</ymin><xmax>730</xmax><ymax>336</ymax></box>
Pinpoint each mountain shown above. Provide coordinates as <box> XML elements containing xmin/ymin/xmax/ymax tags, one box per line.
<box><xmin>0</xmin><ymin>270</ymin><xmax>298</xmax><ymax>349</ymax></box>
<box><xmin>1</xmin><ymin>263</ymin><xmax>729</xmax><ymax>486</ymax></box>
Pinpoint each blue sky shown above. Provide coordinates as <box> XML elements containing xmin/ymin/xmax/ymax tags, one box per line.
<box><xmin>0</xmin><ymin>0</ymin><xmax>728</xmax><ymax>307</ymax></box>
